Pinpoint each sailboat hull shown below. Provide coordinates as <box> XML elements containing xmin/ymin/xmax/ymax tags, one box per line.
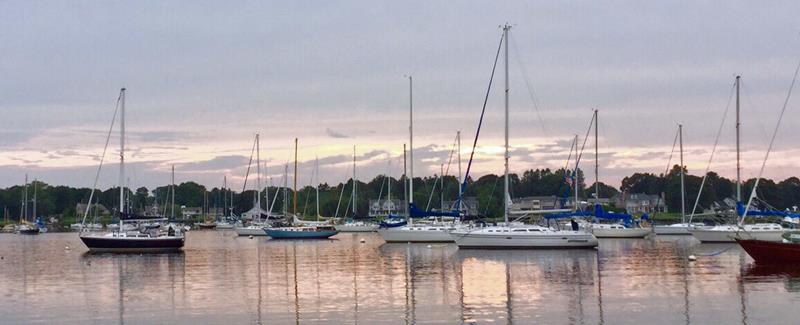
<box><xmin>80</xmin><ymin>234</ymin><xmax>184</xmax><ymax>253</ymax></box>
<box><xmin>378</xmin><ymin>227</ymin><xmax>455</xmax><ymax>243</ymax></box>
<box><xmin>235</xmin><ymin>226</ymin><xmax>269</xmax><ymax>236</ymax></box>
<box><xmin>737</xmin><ymin>239</ymin><xmax>800</xmax><ymax>264</ymax></box>
<box><xmin>592</xmin><ymin>227</ymin><xmax>651</xmax><ymax>238</ymax></box>
<box><xmin>451</xmin><ymin>230</ymin><xmax>598</xmax><ymax>249</ymax></box>
<box><xmin>653</xmin><ymin>224</ymin><xmax>693</xmax><ymax>235</ymax></box>
<box><xmin>265</xmin><ymin>229</ymin><xmax>339</xmax><ymax>239</ymax></box>
<box><xmin>689</xmin><ymin>224</ymin><xmax>785</xmax><ymax>243</ymax></box>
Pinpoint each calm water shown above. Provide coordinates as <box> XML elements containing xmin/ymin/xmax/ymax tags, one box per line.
<box><xmin>1</xmin><ymin>232</ymin><xmax>799</xmax><ymax>324</ymax></box>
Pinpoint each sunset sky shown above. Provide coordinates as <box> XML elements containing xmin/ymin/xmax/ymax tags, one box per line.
<box><xmin>2</xmin><ymin>1</ymin><xmax>800</xmax><ymax>191</ymax></box>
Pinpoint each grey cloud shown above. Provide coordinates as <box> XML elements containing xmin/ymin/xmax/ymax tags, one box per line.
<box><xmin>325</xmin><ymin>128</ymin><xmax>350</xmax><ymax>139</ymax></box>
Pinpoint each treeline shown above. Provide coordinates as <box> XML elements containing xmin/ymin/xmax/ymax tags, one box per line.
<box><xmin>1</xmin><ymin>166</ymin><xmax>798</xmax><ymax>221</ymax></box>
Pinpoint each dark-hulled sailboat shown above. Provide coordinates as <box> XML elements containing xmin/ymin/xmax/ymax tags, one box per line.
<box><xmin>79</xmin><ymin>88</ymin><xmax>184</xmax><ymax>253</ymax></box>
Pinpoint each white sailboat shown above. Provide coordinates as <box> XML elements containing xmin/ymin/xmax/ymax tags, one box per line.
<box><xmin>336</xmin><ymin>147</ymin><xmax>378</xmax><ymax>232</ymax></box>
<box><xmin>653</xmin><ymin>124</ymin><xmax>703</xmax><ymax>234</ymax></box>
<box><xmin>580</xmin><ymin>110</ymin><xmax>651</xmax><ymax>238</ymax></box>
<box><xmin>235</xmin><ymin>133</ymin><xmax>271</xmax><ymax>236</ymax></box>
<box><xmin>689</xmin><ymin>76</ymin><xmax>785</xmax><ymax>242</ymax></box>
<box><xmin>378</xmin><ymin>76</ymin><xmax>460</xmax><ymax>243</ymax></box>
<box><xmin>451</xmin><ymin>25</ymin><xmax>598</xmax><ymax>249</ymax></box>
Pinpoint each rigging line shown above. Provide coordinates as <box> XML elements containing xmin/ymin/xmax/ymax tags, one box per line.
<box><xmin>652</xmin><ymin>126</ymin><xmax>681</xmax><ymax>216</ymax></box>
<box><xmin>510</xmin><ymin>33</ymin><xmax>549</xmax><ymax>137</ymax></box>
<box><xmin>564</xmin><ymin>136</ymin><xmax>577</xmax><ymax>172</ymax></box>
<box><xmin>742</xmin><ymin>56</ymin><xmax>800</xmax><ymax>223</ymax></box>
<box><xmin>302</xmin><ymin>162</ymin><xmax>315</xmax><ymax>216</ymax></box>
<box><xmin>688</xmin><ymin>82</ymin><xmax>737</xmax><ymax>222</ymax></box>
<box><xmin>83</xmin><ymin>92</ymin><xmax>122</xmax><ymax>225</ymax></box>
<box><xmin>334</xmin><ymin>163</ymin><xmax>352</xmax><ymax>219</ymax></box>
<box><xmin>572</xmin><ymin>112</ymin><xmax>596</xmax><ymax>188</ymax></box>
<box><xmin>426</xmin><ymin>135</ymin><xmax>460</xmax><ymax>211</ymax></box>
<box><xmin>459</xmin><ymin>32</ymin><xmax>504</xmax><ymax>206</ymax></box>
<box><xmin>241</xmin><ymin>134</ymin><xmax>258</xmax><ymax>193</ymax></box>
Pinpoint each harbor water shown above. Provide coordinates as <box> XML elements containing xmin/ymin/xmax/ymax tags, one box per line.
<box><xmin>1</xmin><ymin>231</ymin><xmax>799</xmax><ymax>324</ymax></box>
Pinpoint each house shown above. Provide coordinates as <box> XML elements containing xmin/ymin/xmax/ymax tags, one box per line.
<box><xmin>368</xmin><ymin>199</ymin><xmax>405</xmax><ymax>218</ymax></box>
<box><xmin>612</xmin><ymin>193</ymin><xmax>666</xmax><ymax>214</ymax></box>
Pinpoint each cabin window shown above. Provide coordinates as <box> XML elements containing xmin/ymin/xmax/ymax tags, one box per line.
<box><xmin>513</xmin><ymin>229</ymin><xmax>527</xmax><ymax>232</ymax></box>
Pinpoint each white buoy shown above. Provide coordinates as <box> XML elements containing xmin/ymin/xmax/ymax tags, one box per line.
<box><xmin>65</xmin><ymin>245</ymin><xmax>70</xmax><ymax>250</ymax></box>
<box><xmin>360</xmin><ymin>238</ymin><xmax>366</xmax><ymax>243</ymax></box>
<box><xmin>688</xmin><ymin>255</ymin><xmax>697</xmax><ymax>261</ymax></box>
<box><xmin>427</xmin><ymin>245</ymin><xmax>432</xmax><ymax>249</ymax></box>
<box><xmin>249</xmin><ymin>235</ymin><xmax>254</xmax><ymax>239</ymax></box>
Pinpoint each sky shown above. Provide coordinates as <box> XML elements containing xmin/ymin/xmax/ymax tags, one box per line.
<box><xmin>2</xmin><ymin>1</ymin><xmax>800</xmax><ymax>192</ymax></box>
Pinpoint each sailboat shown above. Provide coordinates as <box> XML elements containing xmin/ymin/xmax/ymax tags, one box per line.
<box><xmin>17</xmin><ymin>174</ymin><xmax>40</xmax><ymax>235</ymax></box>
<box><xmin>653</xmin><ymin>124</ymin><xmax>703</xmax><ymax>234</ymax></box>
<box><xmin>214</xmin><ymin>176</ymin><xmax>235</xmax><ymax>229</ymax></box>
<box><xmin>450</xmin><ymin>25</ymin><xmax>598</xmax><ymax>248</ymax></box>
<box><xmin>80</xmin><ymin>88</ymin><xmax>184</xmax><ymax>253</ymax></box>
<box><xmin>235</xmin><ymin>133</ymin><xmax>274</xmax><ymax>236</ymax></box>
<box><xmin>378</xmin><ymin>77</ymin><xmax>462</xmax><ymax>243</ymax></box>
<box><xmin>264</xmin><ymin>139</ymin><xmax>339</xmax><ymax>239</ymax></box>
<box><xmin>689</xmin><ymin>76</ymin><xmax>786</xmax><ymax>242</ymax></box>
<box><xmin>336</xmin><ymin>147</ymin><xmax>379</xmax><ymax>232</ymax></box>
<box><xmin>582</xmin><ymin>110</ymin><xmax>651</xmax><ymax>238</ymax></box>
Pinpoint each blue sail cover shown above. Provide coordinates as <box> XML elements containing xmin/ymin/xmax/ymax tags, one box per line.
<box><xmin>545</xmin><ymin>204</ymin><xmax>634</xmax><ymax>222</ymax></box>
<box><xmin>737</xmin><ymin>201</ymin><xmax>800</xmax><ymax>218</ymax></box>
<box><xmin>408</xmin><ymin>203</ymin><xmax>460</xmax><ymax>218</ymax></box>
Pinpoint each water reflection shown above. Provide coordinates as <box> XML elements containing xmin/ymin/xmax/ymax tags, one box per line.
<box><xmin>2</xmin><ymin>233</ymin><xmax>800</xmax><ymax>323</ymax></box>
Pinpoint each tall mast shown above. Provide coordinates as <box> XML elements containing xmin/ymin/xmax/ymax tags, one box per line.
<box><xmin>594</xmin><ymin>109</ymin><xmax>599</xmax><ymax>204</ymax></box>
<box><xmin>387</xmin><ymin>159</ymin><xmax>392</xmax><ymax>214</ymax></box>
<box><xmin>293</xmin><ymin>138</ymin><xmax>298</xmax><ymax>215</ymax></box>
<box><xmin>503</xmin><ymin>24</ymin><xmax>510</xmax><ymax>227</ymax></box>
<box><xmin>352</xmin><ymin>146</ymin><xmax>357</xmax><ymax>216</ymax></box>
<box><xmin>256</xmin><ymin>134</ymin><xmax>262</xmax><ymax>213</ymax></box>
<box><xmin>119</xmin><ymin>88</ymin><xmax>126</xmax><ymax>216</ymax></box>
<box><xmin>679</xmin><ymin>124</ymin><xmax>686</xmax><ymax>223</ymax></box>
<box><xmin>457</xmin><ymin>130</ymin><xmax>462</xmax><ymax>212</ymax></box>
<box><xmin>264</xmin><ymin>160</ymin><xmax>269</xmax><ymax>216</ymax></box>
<box><xmin>315</xmin><ymin>157</ymin><xmax>320</xmax><ymax>220</ymax></box>
<box><xmin>408</xmin><ymin>76</ymin><xmax>414</xmax><ymax>206</ymax></box>
<box><xmin>735</xmin><ymin>75</ymin><xmax>741</xmax><ymax>202</ymax></box>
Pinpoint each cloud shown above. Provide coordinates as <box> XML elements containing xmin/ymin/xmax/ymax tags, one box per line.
<box><xmin>325</xmin><ymin>128</ymin><xmax>351</xmax><ymax>139</ymax></box>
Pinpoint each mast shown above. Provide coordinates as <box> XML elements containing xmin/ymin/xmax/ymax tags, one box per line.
<box><xmin>32</xmin><ymin>179</ymin><xmax>37</xmax><ymax>220</ymax></box>
<box><xmin>352</xmin><ymin>146</ymin><xmax>357</xmax><ymax>217</ymax></box>
<box><xmin>457</xmin><ymin>130</ymin><xmax>462</xmax><ymax>212</ymax></box>
<box><xmin>315</xmin><ymin>157</ymin><xmax>320</xmax><ymax>220</ymax></box>
<box><xmin>594</xmin><ymin>109</ymin><xmax>599</xmax><ymax>204</ymax></box>
<box><xmin>223</xmin><ymin>175</ymin><xmax>227</xmax><ymax>218</ymax></box>
<box><xmin>293</xmin><ymin>138</ymin><xmax>298</xmax><ymax>215</ymax></box>
<box><xmin>408</xmin><ymin>76</ymin><xmax>414</xmax><ymax>206</ymax></box>
<box><xmin>735</xmin><ymin>75</ymin><xmax>741</xmax><ymax>202</ymax></box>
<box><xmin>119</xmin><ymin>88</ymin><xmax>126</xmax><ymax>217</ymax></box>
<box><xmin>679</xmin><ymin>124</ymin><xmax>686</xmax><ymax>223</ymax></box>
<box><xmin>574</xmin><ymin>134</ymin><xmax>579</xmax><ymax>211</ymax></box>
<box><xmin>388</xmin><ymin>159</ymin><xmax>392</xmax><ymax>215</ymax></box>
<box><xmin>256</xmin><ymin>134</ymin><xmax>262</xmax><ymax>215</ymax></box>
<box><xmin>503</xmin><ymin>24</ymin><xmax>510</xmax><ymax>227</ymax></box>
<box><xmin>440</xmin><ymin>163</ymin><xmax>445</xmax><ymax>211</ymax></box>
<box><xmin>403</xmin><ymin>143</ymin><xmax>408</xmax><ymax>219</ymax></box>
<box><xmin>283</xmin><ymin>164</ymin><xmax>288</xmax><ymax>215</ymax></box>
<box><xmin>23</xmin><ymin>174</ymin><xmax>28</xmax><ymax>222</ymax></box>
<box><xmin>171</xmin><ymin>165</ymin><xmax>175</xmax><ymax>219</ymax></box>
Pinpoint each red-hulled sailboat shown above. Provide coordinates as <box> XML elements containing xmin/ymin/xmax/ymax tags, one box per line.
<box><xmin>737</xmin><ymin>236</ymin><xmax>800</xmax><ymax>264</ymax></box>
